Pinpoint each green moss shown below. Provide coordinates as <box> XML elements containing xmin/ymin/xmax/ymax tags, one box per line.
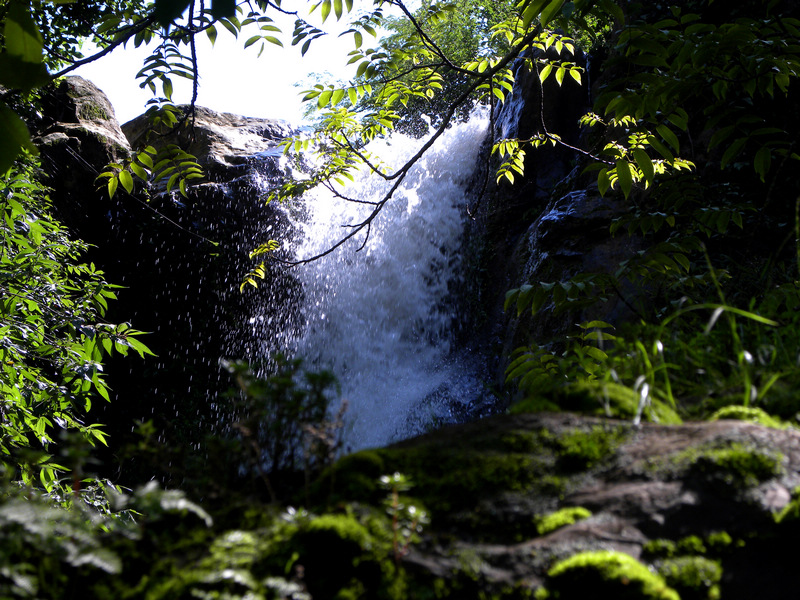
<box><xmin>366</xmin><ymin>432</ymin><xmax>558</xmax><ymax>515</ymax></box>
<box><xmin>687</xmin><ymin>443</ymin><xmax>783</xmax><ymax>488</ymax></box>
<box><xmin>545</xmin><ymin>550</ymin><xmax>679</xmax><ymax>600</ymax></box>
<box><xmin>535</xmin><ymin>507</ymin><xmax>592</xmax><ymax>535</ymax></box>
<box><xmin>654</xmin><ymin>556</ymin><xmax>722</xmax><ymax>600</ymax></box>
<box><xmin>708</xmin><ymin>405</ymin><xmax>787</xmax><ymax>429</ymax></box>
<box><xmin>509</xmin><ymin>396</ymin><xmax>561</xmax><ymax>414</ymax></box>
<box><xmin>704</xmin><ymin>531</ymin><xmax>733</xmax><ymax>552</ymax></box>
<box><xmin>326</xmin><ymin>450</ymin><xmax>387</xmax><ymax>501</ymax></box>
<box><xmin>642</xmin><ymin>539</ymin><xmax>678</xmax><ymax>560</ymax></box>
<box><xmin>676</xmin><ymin>535</ymin><xmax>706</xmax><ymax>555</ymax></box>
<box><xmin>79</xmin><ymin>101</ymin><xmax>111</xmax><ymax>122</ymax></box>
<box><xmin>649</xmin><ymin>441</ymin><xmax>784</xmax><ymax>490</ymax></box>
<box><xmin>554</xmin><ymin>425</ymin><xmax>629</xmax><ymax>471</ymax></box>
<box><xmin>644</xmin><ymin>532</ymin><xmax>738</xmax><ymax>562</ymax></box>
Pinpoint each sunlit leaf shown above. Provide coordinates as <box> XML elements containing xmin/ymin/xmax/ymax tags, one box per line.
<box><xmin>616</xmin><ymin>160</ymin><xmax>633</xmax><ymax>198</ymax></box>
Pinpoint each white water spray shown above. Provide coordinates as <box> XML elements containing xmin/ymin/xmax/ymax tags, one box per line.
<box><xmin>280</xmin><ymin>111</ymin><xmax>491</xmax><ymax>451</ymax></box>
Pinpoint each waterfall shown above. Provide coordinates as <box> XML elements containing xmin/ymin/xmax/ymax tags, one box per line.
<box><xmin>271</xmin><ymin>110</ymin><xmax>493</xmax><ymax>451</ymax></box>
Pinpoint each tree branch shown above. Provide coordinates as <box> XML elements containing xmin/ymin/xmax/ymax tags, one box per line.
<box><xmin>280</xmin><ymin>24</ymin><xmax>545</xmax><ymax>266</ymax></box>
<box><xmin>52</xmin><ymin>15</ymin><xmax>157</xmax><ymax>79</ymax></box>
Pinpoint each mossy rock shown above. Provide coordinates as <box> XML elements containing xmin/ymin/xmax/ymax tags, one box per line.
<box><xmin>543</xmin><ymin>550</ymin><xmax>679</xmax><ymax>600</ymax></box>
<box><xmin>551</xmin><ymin>425</ymin><xmax>630</xmax><ymax>471</ymax></box>
<box><xmin>654</xmin><ymin>556</ymin><xmax>722</xmax><ymax>600</ymax></box>
<box><xmin>78</xmin><ymin>101</ymin><xmax>111</xmax><ymax>122</ymax></box>
<box><xmin>363</xmin><ymin>429</ymin><xmax>561</xmax><ymax>515</ymax></box>
<box><xmin>685</xmin><ymin>443</ymin><xmax>783</xmax><ymax>489</ymax></box>
<box><xmin>648</xmin><ymin>441</ymin><xmax>784</xmax><ymax>490</ymax></box>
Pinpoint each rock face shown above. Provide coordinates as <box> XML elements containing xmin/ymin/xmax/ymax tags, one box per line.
<box><xmin>462</xmin><ymin>51</ymin><xmax>626</xmax><ymax>378</ymax></box>
<box><xmin>123</xmin><ymin>105</ymin><xmax>292</xmax><ymax>182</ymax></box>
<box><xmin>332</xmin><ymin>411</ymin><xmax>800</xmax><ymax>599</ymax></box>
<box><xmin>34</xmin><ymin>78</ymin><xmax>301</xmax><ymax>481</ymax></box>
<box><xmin>34</xmin><ymin>76</ymin><xmax>132</xmax><ymax>232</ymax></box>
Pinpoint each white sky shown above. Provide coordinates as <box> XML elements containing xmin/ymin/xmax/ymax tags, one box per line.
<box><xmin>74</xmin><ymin>10</ymin><xmax>363</xmax><ymax>125</ymax></box>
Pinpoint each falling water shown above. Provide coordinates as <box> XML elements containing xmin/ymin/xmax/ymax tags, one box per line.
<box><xmin>272</xmin><ymin>110</ymin><xmax>494</xmax><ymax>451</ymax></box>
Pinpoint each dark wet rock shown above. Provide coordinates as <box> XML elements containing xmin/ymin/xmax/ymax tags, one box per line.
<box><xmin>33</xmin><ymin>81</ymin><xmax>302</xmax><ymax>483</ymax></box>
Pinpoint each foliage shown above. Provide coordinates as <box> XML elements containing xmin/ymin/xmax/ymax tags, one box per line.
<box><xmin>0</xmin><ymin>481</ymin><xmax>416</xmax><ymax>600</ymax></box>
<box><xmin>0</xmin><ymin>161</ymin><xmax>151</xmax><ymax>490</ymax></box>
<box><xmin>373</xmin><ymin>0</ymin><xmax>518</xmax><ymax>136</ymax></box>
<box><xmin>222</xmin><ymin>355</ymin><xmax>343</xmax><ymax>501</ymax></box>
<box><xmin>265</xmin><ymin>0</ymin><xmax>607</xmax><ymax>264</ymax></box>
<box><xmin>500</xmin><ymin>0</ymin><xmax>800</xmax><ymax>421</ymax></box>
<box><xmin>378</xmin><ymin>472</ymin><xmax>429</xmax><ymax>563</ymax></box>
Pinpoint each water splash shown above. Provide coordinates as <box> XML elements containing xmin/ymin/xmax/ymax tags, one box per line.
<box><xmin>281</xmin><ymin>111</ymin><xmax>493</xmax><ymax>451</ymax></box>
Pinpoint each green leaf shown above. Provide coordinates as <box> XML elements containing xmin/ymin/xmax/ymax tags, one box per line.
<box><xmin>615</xmin><ymin>160</ymin><xmax>633</xmax><ymax>198</ymax></box>
<box><xmin>597</xmin><ymin>167</ymin><xmax>611</xmax><ymax>196</ymax></box>
<box><xmin>632</xmin><ymin>148</ymin><xmax>654</xmax><ymax>184</ymax></box>
<box><xmin>206</xmin><ymin>24</ymin><xmax>218</xmax><ymax>46</ymax></box>
<box><xmin>318</xmin><ymin>89</ymin><xmax>333</xmax><ymax>108</ymax></box>
<box><xmin>754</xmin><ymin>146</ymin><xmax>771</xmax><ymax>181</ymax></box>
<box><xmin>210</xmin><ymin>0</ymin><xmax>236</xmax><ymax>19</ymax></box>
<box><xmin>107</xmin><ymin>176</ymin><xmax>118</xmax><ymax>198</ymax></box>
<box><xmin>539</xmin><ymin>0</ymin><xmax>565</xmax><ymax>26</ymax></box>
<box><xmin>321</xmin><ymin>0</ymin><xmax>331</xmax><ymax>22</ymax></box>
<box><xmin>219</xmin><ymin>17</ymin><xmax>239</xmax><ymax>37</ymax></box>
<box><xmin>154</xmin><ymin>0</ymin><xmax>191</xmax><ymax>27</ymax></box>
<box><xmin>0</xmin><ymin>102</ymin><xmax>37</xmax><ymax>173</ymax></box>
<box><xmin>137</xmin><ymin>152</ymin><xmax>154</xmax><ymax>169</ymax></box>
<box><xmin>334</xmin><ymin>0</ymin><xmax>343</xmax><ymax>19</ymax></box>
<box><xmin>0</xmin><ymin>54</ymin><xmax>50</xmax><ymax>91</ymax></box>
<box><xmin>162</xmin><ymin>77</ymin><xmax>174</xmax><ymax>101</ymax></box>
<box><xmin>521</xmin><ymin>0</ymin><xmax>549</xmax><ymax>29</ymax></box>
<box><xmin>720</xmin><ymin>137</ymin><xmax>747</xmax><ymax>169</ymax></box>
<box><xmin>5</xmin><ymin>1</ymin><xmax>44</xmax><ymax>63</ymax></box>
<box><xmin>118</xmin><ymin>170</ymin><xmax>134</xmax><ymax>194</ymax></box>
<box><xmin>656</xmin><ymin>124</ymin><xmax>680</xmax><ymax>153</ymax></box>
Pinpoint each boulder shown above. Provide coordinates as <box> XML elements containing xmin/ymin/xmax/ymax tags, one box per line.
<box><xmin>34</xmin><ymin>76</ymin><xmax>131</xmax><ymax>231</ymax></box>
<box><xmin>122</xmin><ymin>105</ymin><xmax>293</xmax><ymax>186</ymax></box>
<box><xmin>331</xmin><ymin>411</ymin><xmax>800</xmax><ymax>599</ymax></box>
